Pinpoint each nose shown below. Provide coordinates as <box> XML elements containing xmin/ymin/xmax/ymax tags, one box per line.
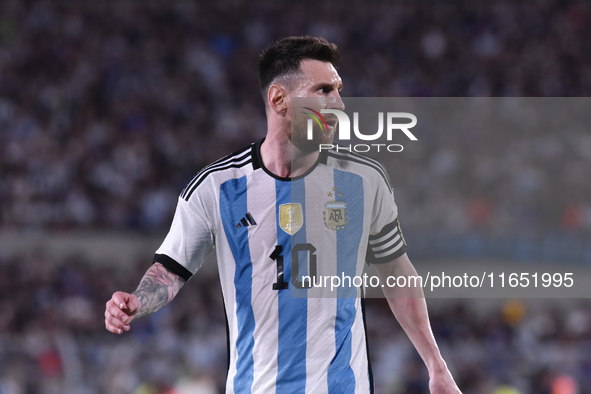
<box><xmin>327</xmin><ymin>90</ymin><xmax>345</xmax><ymax>111</ymax></box>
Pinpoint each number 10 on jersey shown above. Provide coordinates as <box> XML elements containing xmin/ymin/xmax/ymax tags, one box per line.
<box><xmin>270</xmin><ymin>244</ymin><xmax>317</xmax><ymax>290</ymax></box>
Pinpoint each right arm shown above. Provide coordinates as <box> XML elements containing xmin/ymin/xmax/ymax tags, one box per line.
<box><xmin>104</xmin><ymin>262</ymin><xmax>185</xmax><ymax>334</ymax></box>
<box><xmin>105</xmin><ymin>179</ymin><xmax>214</xmax><ymax>334</ymax></box>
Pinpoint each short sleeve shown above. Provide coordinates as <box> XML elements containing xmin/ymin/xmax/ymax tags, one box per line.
<box><xmin>365</xmin><ymin>169</ymin><xmax>407</xmax><ymax>264</ymax></box>
<box><xmin>154</xmin><ymin>193</ymin><xmax>215</xmax><ymax>281</ymax></box>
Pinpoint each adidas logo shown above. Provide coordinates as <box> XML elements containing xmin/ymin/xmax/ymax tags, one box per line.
<box><xmin>236</xmin><ymin>212</ymin><xmax>257</xmax><ymax>228</ymax></box>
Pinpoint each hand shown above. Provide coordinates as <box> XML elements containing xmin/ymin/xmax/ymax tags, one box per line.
<box><xmin>104</xmin><ymin>291</ymin><xmax>141</xmax><ymax>334</ymax></box>
<box><xmin>429</xmin><ymin>368</ymin><xmax>462</xmax><ymax>394</ymax></box>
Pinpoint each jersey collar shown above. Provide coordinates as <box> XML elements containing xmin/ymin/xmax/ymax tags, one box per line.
<box><xmin>252</xmin><ymin>138</ymin><xmax>328</xmax><ymax>181</ymax></box>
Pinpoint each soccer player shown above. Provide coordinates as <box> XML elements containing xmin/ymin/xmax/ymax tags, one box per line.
<box><xmin>105</xmin><ymin>36</ymin><xmax>461</xmax><ymax>394</ymax></box>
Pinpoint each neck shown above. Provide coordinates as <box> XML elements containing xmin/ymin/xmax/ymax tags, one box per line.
<box><xmin>260</xmin><ymin>130</ymin><xmax>319</xmax><ymax>179</ymax></box>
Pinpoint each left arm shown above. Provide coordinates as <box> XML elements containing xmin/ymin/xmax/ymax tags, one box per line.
<box><xmin>373</xmin><ymin>253</ymin><xmax>461</xmax><ymax>394</ymax></box>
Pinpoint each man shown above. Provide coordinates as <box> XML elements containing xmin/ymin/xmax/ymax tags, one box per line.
<box><xmin>105</xmin><ymin>36</ymin><xmax>461</xmax><ymax>394</ymax></box>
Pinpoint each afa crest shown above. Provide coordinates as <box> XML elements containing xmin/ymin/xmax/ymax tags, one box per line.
<box><xmin>279</xmin><ymin>203</ymin><xmax>303</xmax><ymax>235</ymax></box>
<box><xmin>323</xmin><ymin>187</ymin><xmax>349</xmax><ymax>230</ymax></box>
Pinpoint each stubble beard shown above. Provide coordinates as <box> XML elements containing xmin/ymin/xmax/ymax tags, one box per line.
<box><xmin>290</xmin><ymin>123</ymin><xmax>335</xmax><ymax>155</ymax></box>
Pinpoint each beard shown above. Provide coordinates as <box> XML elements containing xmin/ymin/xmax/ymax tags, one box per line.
<box><xmin>290</xmin><ymin>111</ymin><xmax>336</xmax><ymax>155</ymax></box>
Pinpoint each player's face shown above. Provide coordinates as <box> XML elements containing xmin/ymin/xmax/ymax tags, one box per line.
<box><xmin>288</xmin><ymin>59</ymin><xmax>344</xmax><ymax>153</ymax></box>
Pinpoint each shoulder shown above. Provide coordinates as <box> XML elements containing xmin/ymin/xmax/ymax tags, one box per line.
<box><xmin>323</xmin><ymin>148</ymin><xmax>393</xmax><ymax>193</ymax></box>
<box><xmin>180</xmin><ymin>142</ymin><xmax>255</xmax><ymax>201</ymax></box>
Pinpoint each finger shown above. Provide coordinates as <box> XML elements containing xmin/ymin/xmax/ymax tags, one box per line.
<box><xmin>111</xmin><ymin>291</ymin><xmax>130</xmax><ymax>309</ymax></box>
<box><xmin>105</xmin><ymin>319</ymin><xmax>129</xmax><ymax>334</ymax></box>
<box><xmin>104</xmin><ymin>308</ymin><xmax>127</xmax><ymax>326</ymax></box>
<box><xmin>105</xmin><ymin>302</ymin><xmax>123</xmax><ymax>319</ymax></box>
<box><xmin>105</xmin><ymin>302</ymin><xmax>131</xmax><ymax>323</ymax></box>
<box><xmin>104</xmin><ymin>311</ymin><xmax>131</xmax><ymax>331</ymax></box>
<box><xmin>124</xmin><ymin>294</ymin><xmax>141</xmax><ymax>314</ymax></box>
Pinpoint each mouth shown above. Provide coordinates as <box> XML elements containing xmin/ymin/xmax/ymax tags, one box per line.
<box><xmin>324</xmin><ymin>116</ymin><xmax>338</xmax><ymax>129</ymax></box>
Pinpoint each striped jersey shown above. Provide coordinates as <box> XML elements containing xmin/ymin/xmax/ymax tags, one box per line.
<box><xmin>154</xmin><ymin>139</ymin><xmax>407</xmax><ymax>394</ymax></box>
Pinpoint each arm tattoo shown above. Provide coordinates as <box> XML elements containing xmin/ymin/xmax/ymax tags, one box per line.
<box><xmin>132</xmin><ymin>263</ymin><xmax>185</xmax><ymax>318</ymax></box>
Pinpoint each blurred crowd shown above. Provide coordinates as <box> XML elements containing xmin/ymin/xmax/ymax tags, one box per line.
<box><xmin>1</xmin><ymin>252</ymin><xmax>590</xmax><ymax>394</ymax></box>
<box><xmin>1</xmin><ymin>0</ymin><xmax>590</xmax><ymax>239</ymax></box>
<box><xmin>2</xmin><ymin>1</ymin><xmax>591</xmax><ymax>393</ymax></box>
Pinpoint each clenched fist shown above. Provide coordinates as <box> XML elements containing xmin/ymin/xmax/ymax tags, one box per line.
<box><xmin>105</xmin><ymin>291</ymin><xmax>141</xmax><ymax>334</ymax></box>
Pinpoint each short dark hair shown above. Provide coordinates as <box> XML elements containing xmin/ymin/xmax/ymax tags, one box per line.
<box><xmin>258</xmin><ymin>36</ymin><xmax>339</xmax><ymax>96</ymax></box>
